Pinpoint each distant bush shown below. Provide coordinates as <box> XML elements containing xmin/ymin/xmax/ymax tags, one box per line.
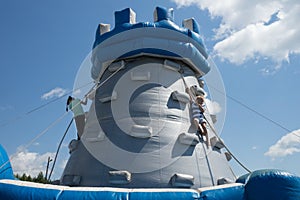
<box><xmin>15</xmin><ymin>171</ymin><xmax>50</xmax><ymax>184</ymax></box>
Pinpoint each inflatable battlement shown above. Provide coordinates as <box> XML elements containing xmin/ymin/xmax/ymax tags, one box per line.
<box><xmin>91</xmin><ymin>6</ymin><xmax>210</xmax><ymax>80</ymax></box>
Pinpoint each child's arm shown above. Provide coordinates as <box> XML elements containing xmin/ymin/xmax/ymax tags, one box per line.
<box><xmin>81</xmin><ymin>97</ymin><xmax>88</xmax><ymax>105</ymax></box>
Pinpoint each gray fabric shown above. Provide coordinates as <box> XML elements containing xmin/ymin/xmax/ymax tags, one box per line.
<box><xmin>61</xmin><ymin>57</ymin><xmax>236</xmax><ymax>188</ymax></box>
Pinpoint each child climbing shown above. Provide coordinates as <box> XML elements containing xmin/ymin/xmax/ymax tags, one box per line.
<box><xmin>185</xmin><ymin>82</ymin><xmax>209</xmax><ymax>147</ymax></box>
<box><xmin>192</xmin><ymin>95</ymin><xmax>209</xmax><ymax>146</ymax></box>
<box><xmin>66</xmin><ymin>96</ymin><xmax>87</xmax><ymax>140</ymax></box>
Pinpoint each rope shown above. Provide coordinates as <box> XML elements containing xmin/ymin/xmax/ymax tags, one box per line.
<box><xmin>0</xmin><ymin>80</ymin><xmax>94</xmax><ymax>128</ymax></box>
<box><xmin>203</xmin><ymin>113</ymin><xmax>251</xmax><ymax>173</ymax></box>
<box><xmin>0</xmin><ymin>111</ymin><xmax>69</xmax><ymax>174</ymax></box>
<box><xmin>1</xmin><ymin>61</ymin><xmax>125</xmax><ymax>175</ymax></box>
<box><xmin>178</xmin><ymin>67</ymin><xmax>252</xmax><ymax>174</ymax></box>
<box><xmin>178</xmin><ymin>68</ymin><xmax>216</xmax><ymax>185</ymax></box>
<box><xmin>48</xmin><ymin>118</ymin><xmax>73</xmax><ymax>181</ymax></box>
<box><xmin>45</xmin><ymin>62</ymin><xmax>125</xmax><ymax>180</ymax></box>
<box><xmin>205</xmin><ymin>83</ymin><xmax>300</xmax><ymax>140</ymax></box>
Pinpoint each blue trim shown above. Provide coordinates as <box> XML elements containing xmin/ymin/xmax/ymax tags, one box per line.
<box><xmin>120</xmin><ymin>48</ymin><xmax>179</xmax><ymax>59</ymax></box>
<box><xmin>244</xmin><ymin>169</ymin><xmax>300</xmax><ymax>200</ymax></box>
<box><xmin>154</xmin><ymin>6</ymin><xmax>174</xmax><ymax>22</ymax></box>
<box><xmin>2</xmin><ymin>170</ymin><xmax>300</xmax><ymax>200</ymax></box>
<box><xmin>92</xmin><ymin>7</ymin><xmax>207</xmax><ymax>59</ymax></box>
<box><xmin>0</xmin><ymin>145</ymin><xmax>14</xmax><ymax>180</ymax></box>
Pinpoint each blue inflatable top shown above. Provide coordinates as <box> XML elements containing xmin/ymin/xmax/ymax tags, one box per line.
<box><xmin>91</xmin><ymin>6</ymin><xmax>210</xmax><ymax>80</ymax></box>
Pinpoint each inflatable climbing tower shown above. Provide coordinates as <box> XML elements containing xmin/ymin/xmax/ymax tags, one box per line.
<box><xmin>60</xmin><ymin>6</ymin><xmax>235</xmax><ymax>188</ymax></box>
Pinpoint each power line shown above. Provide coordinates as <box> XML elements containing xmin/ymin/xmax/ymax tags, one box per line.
<box><xmin>0</xmin><ymin>81</ymin><xmax>94</xmax><ymax>128</ymax></box>
<box><xmin>206</xmin><ymin>83</ymin><xmax>300</xmax><ymax>139</ymax></box>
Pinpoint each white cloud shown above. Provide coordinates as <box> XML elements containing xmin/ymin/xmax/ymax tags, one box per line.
<box><xmin>73</xmin><ymin>89</ymin><xmax>82</xmax><ymax>96</ymax></box>
<box><xmin>41</xmin><ymin>87</ymin><xmax>67</xmax><ymax>100</ymax></box>
<box><xmin>172</xmin><ymin>0</ymin><xmax>300</xmax><ymax>69</ymax></box>
<box><xmin>205</xmin><ymin>99</ymin><xmax>221</xmax><ymax>115</ymax></box>
<box><xmin>264</xmin><ymin>129</ymin><xmax>300</xmax><ymax>159</ymax></box>
<box><xmin>10</xmin><ymin>148</ymin><xmax>55</xmax><ymax>177</ymax></box>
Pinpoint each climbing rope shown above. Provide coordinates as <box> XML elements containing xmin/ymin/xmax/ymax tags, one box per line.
<box><xmin>48</xmin><ymin>118</ymin><xmax>73</xmax><ymax>181</ymax></box>
<box><xmin>0</xmin><ymin>62</ymin><xmax>121</xmax><ymax>175</ymax></box>
<box><xmin>1</xmin><ymin>61</ymin><xmax>126</xmax><ymax>178</ymax></box>
<box><xmin>178</xmin><ymin>67</ymin><xmax>252</xmax><ymax>174</ymax></box>
<box><xmin>0</xmin><ymin>111</ymin><xmax>70</xmax><ymax>174</ymax></box>
<box><xmin>178</xmin><ymin>67</ymin><xmax>217</xmax><ymax>185</ymax></box>
<box><xmin>205</xmin><ymin>82</ymin><xmax>300</xmax><ymax>140</ymax></box>
<box><xmin>203</xmin><ymin>112</ymin><xmax>252</xmax><ymax>173</ymax></box>
<box><xmin>0</xmin><ymin>80</ymin><xmax>94</xmax><ymax>128</ymax></box>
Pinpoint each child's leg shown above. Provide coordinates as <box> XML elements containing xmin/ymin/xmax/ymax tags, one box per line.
<box><xmin>201</xmin><ymin>122</ymin><xmax>209</xmax><ymax>146</ymax></box>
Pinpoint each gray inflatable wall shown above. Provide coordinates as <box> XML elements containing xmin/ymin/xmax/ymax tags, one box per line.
<box><xmin>60</xmin><ymin>6</ymin><xmax>236</xmax><ymax>188</ymax></box>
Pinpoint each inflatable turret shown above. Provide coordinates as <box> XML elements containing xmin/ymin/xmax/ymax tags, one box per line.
<box><xmin>61</xmin><ymin>6</ymin><xmax>235</xmax><ymax>188</ymax></box>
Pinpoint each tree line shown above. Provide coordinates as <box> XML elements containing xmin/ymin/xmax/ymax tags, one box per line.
<box><xmin>15</xmin><ymin>171</ymin><xmax>50</xmax><ymax>184</ymax></box>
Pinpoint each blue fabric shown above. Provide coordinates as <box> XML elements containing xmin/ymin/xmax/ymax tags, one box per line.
<box><xmin>0</xmin><ymin>145</ymin><xmax>14</xmax><ymax>180</ymax></box>
<box><xmin>57</xmin><ymin>190</ymin><xmax>129</xmax><ymax>200</ymax></box>
<box><xmin>91</xmin><ymin>6</ymin><xmax>210</xmax><ymax>80</ymax></box>
<box><xmin>120</xmin><ymin>48</ymin><xmax>179</xmax><ymax>60</ymax></box>
<box><xmin>91</xmin><ymin>36</ymin><xmax>210</xmax><ymax>79</ymax></box>
<box><xmin>130</xmin><ymin>190</ymin><xmax>200</xmax><ymax>200</ymax></box>
<box><xmin>154</xmin><ymin>6</ymin><xmax>174</xmax><ymax>22</ymax></box>
<box><xmin>2</xmin><ymin>171</ymin><xmax>300</xmax><ymax>200</ymax></box>
<box><xmin>92</xmin><ymin>6</ymin><xmax>207</xmax><ymax>59</ymax></box>
<box><xmin>235</xmin><ymin>173</ymin><xmax>250</xmax><ymax>184</ymax></box>
<box><xmin>115</xmin><ymin>8</ymin><xmax>133</xmax><ymax>26</ymax></box>
<box><xmin>188</xmin><ymin>18</ymin><xmax>200</xmax><ymax>34</ymax></box>
<box><xmin>0</xmin><ymin>181</ymin><xmax>61</xmax><ymax>200</ymax></box>
<box><xmin>244</xmin><ymin>169</ymin><xmax>300</xmax><ymax>200</ymax></box>
<box><xmin>199</xmin><ymin>185</ymin><xmax>245</xmax><ymax>200</ymax></box>
<box><xmin>0</xmin><ymin>181</ymin><xmax>201</xmax><ymax>200</ymax></box>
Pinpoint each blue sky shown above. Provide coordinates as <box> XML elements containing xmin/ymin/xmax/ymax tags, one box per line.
<box><xmin>0</xmin><ymin>0</ymin><xmax>300</xmax><ymax>180</ymax></box>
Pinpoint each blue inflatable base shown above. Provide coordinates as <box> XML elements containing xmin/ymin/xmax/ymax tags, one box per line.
<box><xmin>1</xmin><ymin>144</ymin><xmax>300</xmax><ymax>199</ymax></box>
<box><xmin>0</xmin><ymin>180</ymin><xmax>244</xmax><ymax>200</ymax></box>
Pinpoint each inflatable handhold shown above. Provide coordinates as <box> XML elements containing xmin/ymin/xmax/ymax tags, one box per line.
<box><xmin>217</xmin><ymin>177</ymin><xmax>234</xmax><ymax>185</ymax></box>
<box><xmin>68</xmin><ymin>139</ymin><xmax>80</xmax><ymax>154</ymax></box>
<box><xmin>109</xmin><ymin>170</ymin><xmax>131</xmax><ymax>184</ymax></box>
<box><xmin>178</xmin><ymin>132</ymin><xmax>199</xmax><ymax>146</ymax></box>
<box><xmin>130</xmin><ymin>71</ymin><xmax>151</xmax><ymax>81</ymax></box>
<box><xmin>108</xmin><ymin>60</ymin><xmax>125</xmax><ymax>72</ymax></box>
<box><xmin>130</xmin><ymin>125</ymin><xmax>152</xmax><ymax>138</ymax></box>
<box><xmin>170</xmin><ymin>173</ymin><xmax>194</xmax><ymax>188</ymax></box>
<box><xmin>210</xmin><ymin>136</ymin><xmax>225</xmax><ymax>149</ymax></box>
<box><xmin>61</xmin><ymin>174</ymin><xmax>81</xmax><ymax>186</ymax></box>
<box><xmin>171</xmin><ymin>91</ymin><xmax>190</xmax><ymax>104</ymax></box>
<box><xmin>224</xmin><ymin>152</ymin><xmax>232</xmax><ymax>161</ymax></box>
<box><xmin>163</xmin><ymin>59</ymin><xmax>181</xmax><ymax>72</ymax></box>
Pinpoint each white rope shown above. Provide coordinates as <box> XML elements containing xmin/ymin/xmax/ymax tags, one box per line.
<box><xmin>0</xmin><ymin>111</ymin><xmax>69</xmax><ymax>173</ymax></box>
<box><xmin>178</xmin><ymin>67</ymin><xmax>251</xmax><ymax>173</ymax></box>
<box><xmin>0</xmin><ymin>63</ymin><xmax>125</xmax><ymax>174</ymax></box>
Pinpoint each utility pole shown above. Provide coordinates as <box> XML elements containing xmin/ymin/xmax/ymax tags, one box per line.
<box><xmin>45</xmin><ymin>156</ymin><xmax>52</xmax><ymax>180</ymax></box>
